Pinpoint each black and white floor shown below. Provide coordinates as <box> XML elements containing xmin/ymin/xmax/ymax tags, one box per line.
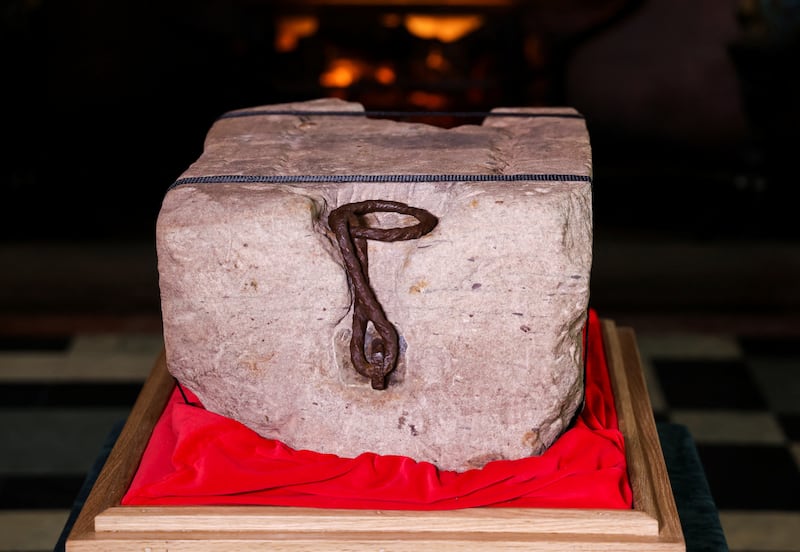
<box><xmin>638</xmin><ymin>328</ymin><xmax>800</xmax><ymax>550</ymax></box>
<box><xmin>0</xmin><ymin>328</ymin><xmax>161</xmax><ymax>552</ymax></box>
<box><xmin>0</xmin><ymin>315</ymin><xmax>798</xmax><ymax>551</ymax></box>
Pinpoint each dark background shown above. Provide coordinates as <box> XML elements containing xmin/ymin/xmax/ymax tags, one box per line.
<box><xmin>2</xmin><ymin>0</ymin><xmax>799</xmax><ymax>327</ymax></box>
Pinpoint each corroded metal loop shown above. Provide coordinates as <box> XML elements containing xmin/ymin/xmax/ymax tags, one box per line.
<box><xmin>328</xmin><ymin>200</ymin><xmax>438</xmax><ymax>390</ymax></box>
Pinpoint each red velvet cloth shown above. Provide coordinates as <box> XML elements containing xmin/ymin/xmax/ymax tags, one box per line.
<box><xmin>122</xmin><ymin>309</ymin><xmax>632</xmax><ymax>509</ymax></box>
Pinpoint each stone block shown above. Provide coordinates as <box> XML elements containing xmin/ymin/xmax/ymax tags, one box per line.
<box><xmin>157</xmin><ymin>98</ymin><xmax>593</xmax><ymax>472</ymax></box>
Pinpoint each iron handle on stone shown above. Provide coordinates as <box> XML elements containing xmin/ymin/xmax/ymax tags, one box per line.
<box><xmin>328</xmin><ymin>200</ymin><xmax>438</xmax><ymax>390</ymax></box>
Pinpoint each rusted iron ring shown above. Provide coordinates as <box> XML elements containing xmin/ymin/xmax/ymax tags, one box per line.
<box><xmin>328</xmin><ymin>200</ymin><xmax>437</xmax><ymax>390</ymax></box>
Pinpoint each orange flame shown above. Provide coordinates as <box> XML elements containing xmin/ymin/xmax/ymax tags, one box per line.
<box><xmin>408</xmin><ymin>90</ymin><xmax>449</xmax><ymax>110</ymax></box>
<box><xmin>404</xmin><ymin>14</ymin><xmax>484</xmax><ymax>43</ymax></box>
<box><xmin>425</xmin><ymin>47</ymin><xmax>448</xmax><ymax>71</ymax></box>
<box><xmin>374</xmin><ymin>64</ymin><xmax>396</xmax><ymax>86</ymax></box>
<box><xmin>275</xmin><ymin>16</ymin><xmax>319</xmax><ymax>53</ymax></box>
<box><xmin>320</xmin><ymin>59</ymin><xmax>366</xmax><ymax>88</ymax></box>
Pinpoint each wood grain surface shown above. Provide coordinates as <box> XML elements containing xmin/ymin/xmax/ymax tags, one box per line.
<box><xmin>66</xmin><ymin>321</ymin><xmax>685</xmax><ymax>551</ymax></box>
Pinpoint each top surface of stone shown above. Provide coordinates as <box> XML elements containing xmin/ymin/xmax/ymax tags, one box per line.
<box><xmin>176</xmin><ymin>98</ymin><xmax>592</xmax><ymax>181</ymax></box>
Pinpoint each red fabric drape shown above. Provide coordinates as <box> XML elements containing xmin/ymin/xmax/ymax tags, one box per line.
<box><xmin>122</xmin><ymin>309</ymin><xmax>632</xmax><ymax>509</ymax></box>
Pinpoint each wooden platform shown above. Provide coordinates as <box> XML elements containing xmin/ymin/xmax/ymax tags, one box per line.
<box><xmin>65</xmin><ymin>320</ymin><xmax>685</xmax><ymax>551</ymax></box>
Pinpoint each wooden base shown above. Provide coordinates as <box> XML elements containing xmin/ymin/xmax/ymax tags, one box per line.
<box><xmin>65</xmin><ymin>320</ymin><xmax>685</xmax><ymax>551</ymax></box>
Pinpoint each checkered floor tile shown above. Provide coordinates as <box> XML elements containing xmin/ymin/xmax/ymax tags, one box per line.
<box><xmin>0</xmin><ymin>325</ymin><xmax>798</xmax><ymax>551</ymax></box>
<box><xmin>637</xmin><ymin>331</ymin><xmax>800</xmax><ymax>551</ymax></box>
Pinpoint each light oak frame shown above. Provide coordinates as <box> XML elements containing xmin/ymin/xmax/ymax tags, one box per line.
<box><xmin>66</xmin><ymin>320</ymin><xmax>685</xmax><ymax>551</ymax></box>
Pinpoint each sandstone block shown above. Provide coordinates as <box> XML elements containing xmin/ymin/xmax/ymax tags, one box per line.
<box><xmin>157</xmin><ymin>98</ymin><xmax>593</xmax><ymax>472</ymax></box>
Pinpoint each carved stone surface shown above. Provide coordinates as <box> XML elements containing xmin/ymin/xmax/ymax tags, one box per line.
<box><xmin>157</xmin><ymin>98</ymin><xmax>593</xmax><ymax>472</ymax></box>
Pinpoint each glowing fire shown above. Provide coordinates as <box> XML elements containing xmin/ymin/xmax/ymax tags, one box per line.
<box><xmin>320</xmin><ymin>59</ymin><xmax>397</xmax><ymax>89</ymax></box>
<box><xmin>425</xmin><ymin>47</ymin><xmax>448</xmax><ymax>71</ymax></box>
<box><xmin>408</xmin><ymin>90</ymin><xmax>448</xmax><ymax>110</ymax></box>
<box><xmin>404</xmin><ymin>14</ymin><xmax>484</xmax><ymax>43</ymax></box>
<box><xmin>316</xmin><ymin>11</ymin><xmax>484</xmax><ymax>92</ymax></box>
<box><xmin>275</xmin><ymin>16</ymin><xmax>319</xmax><ymax>53</ymax></box>
<box><xmin>320</xmin><ymin>58</ymin><xmax>365</xmax><ymax>88</ymax></box>
<box><xmin>374</xmin><ymin>64</ymin><xmax>396</xmax><ymax>86</ymax></box>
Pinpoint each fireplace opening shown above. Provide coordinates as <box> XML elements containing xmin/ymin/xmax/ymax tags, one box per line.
<box><xmin>265</xmin><ymin>2</ymin><xmax>643</xmax><ymax>127</ymax></box>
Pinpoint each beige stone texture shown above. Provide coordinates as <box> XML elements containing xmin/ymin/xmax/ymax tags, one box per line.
<box><xmin>157</xmin><ymin>98</ymin><xmax>593</xmax><ymax>472</ymax></box>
